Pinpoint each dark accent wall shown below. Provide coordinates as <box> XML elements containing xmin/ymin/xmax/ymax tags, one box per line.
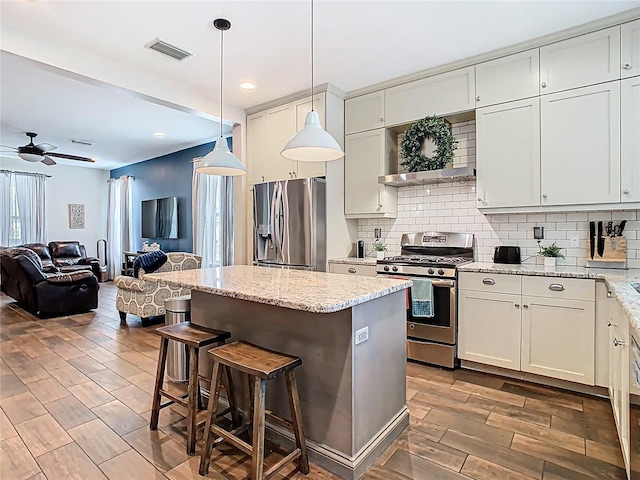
<box><xmin>110</xmin><ymin>142</ymin><xmax>219</xmax><ymax>253</ymax></box>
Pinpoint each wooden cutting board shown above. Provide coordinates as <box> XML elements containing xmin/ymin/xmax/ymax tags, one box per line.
<box><xmin>587</xmin><ymin>236</ymin><xmax>627</xmax><ymax>263</ymax></box>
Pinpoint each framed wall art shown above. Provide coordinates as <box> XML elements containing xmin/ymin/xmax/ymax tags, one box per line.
<box><xmin>68</xmin><ymin>204</ymin><xmax>85</xmax><ymax>229</ymax></box>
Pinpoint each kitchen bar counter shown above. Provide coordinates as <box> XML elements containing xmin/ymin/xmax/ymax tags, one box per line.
<box><xmin>145</xmin><ymin>265</ymin><xmax>410</xmax><ymax>313</ymax></box>
<box><xmin>459</xmin><ymin>262</ymin><xmax>640</xmax><ymax>338</ymax></box>
<box><xmin>145</xmin><ymin>265</ymin><xmax>411</xmax><ymax>479</ymax></box>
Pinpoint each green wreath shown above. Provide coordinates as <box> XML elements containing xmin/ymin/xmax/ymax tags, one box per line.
<box><xmin>400</xmin><ymin>115</ymin><xmax>458</xmax><ymax>172</ymax></box>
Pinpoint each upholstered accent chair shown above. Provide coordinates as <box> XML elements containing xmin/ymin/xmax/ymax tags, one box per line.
<box><xmin>114</xmin><ymin>252</ymin><xmax>201</xmax><ymax>325</ymax></box>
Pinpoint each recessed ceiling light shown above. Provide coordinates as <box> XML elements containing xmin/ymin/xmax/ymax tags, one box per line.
<box><xmin>240</xmin><ymin>82</ymin><xmax>256</xmax><ymax>90</ymax></box>
<box><xmin>154</xmin><ymin>132</ymin><xmax>166</xmax><ymax>138</ymax></box>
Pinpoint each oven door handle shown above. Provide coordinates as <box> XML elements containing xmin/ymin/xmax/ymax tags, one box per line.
<box><xmin>431</xmin><ymin>280</ymin><xmax>455</xmax><ymax>288</ymax></box>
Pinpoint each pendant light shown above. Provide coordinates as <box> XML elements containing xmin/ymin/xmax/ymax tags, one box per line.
<box><xmin>281</xmin><ymin>0</ymin><xmax>344</xmax><ymax>162</ymax></box>
<box><xmin>197</xmin><ymin>18</ymin><xmax>247</xmax><ymax>176</ymax></box>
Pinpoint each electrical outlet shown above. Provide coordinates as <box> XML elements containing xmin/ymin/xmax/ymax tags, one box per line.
<box><xmin>374</xmin><ymin>228</ymin><xmax>381</xmax><ymax>240</ymax></box>
<box><xmin>570</xmin><ymin>233</ymin><xmax>579</xmax><ymax>247</ymax></box>
<box><xmin>533</xmin><ymin>226</ymin><xmax>544</xmax><ymax>240</ymax></box>
<box><xmin>355</xmin><ymin>326</ymin><xmax>369</xmax><ymax>345</ymax></box>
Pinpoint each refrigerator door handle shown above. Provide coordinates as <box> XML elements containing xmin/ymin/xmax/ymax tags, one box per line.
<box><xmin>269</xmin><ymin>183</ymin><xmax>280</xmax><ymax>261</ymax></box>
<box><xmin>281</xmin><ymin>181</ymin><xmax>290</xmax><ymax>264</ymax></box>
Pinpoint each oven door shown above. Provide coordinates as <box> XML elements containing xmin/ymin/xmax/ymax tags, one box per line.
<box><xmin>407</xmin><ymin>279</ymin><xmax>456</xmax><ymax>345</ymax></box>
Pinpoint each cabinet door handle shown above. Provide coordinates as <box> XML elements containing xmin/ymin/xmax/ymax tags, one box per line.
<box><xmin>348</xmin><ymin>268</ymin><xmax>357</xmax><ymax>274</ymax></box>
<box><xmin>476</xmin><ymin>96</ymin><xmax>480</xmax><ymax>102</ymax></box>
<box><xmin>548</xmin><ymin>284</ymin><xmax>565</xmax><ymax>292</ymax></box>
<box><xmin>523</xmin><ymin>304</ymin><xmax>529</xmax><ymax>309</ymax></box>
<box><xmin>542</xmin><ymin>194</ymin><xmax>548</xmax><ymax>199</ymax></box>
<box><xmin>607</xmin><ymin>291</ymin><xmax>612</xmax><ymax>298</ymax></box>
<box><xmin>261</xmin><ymin>176</ymin><xmax>265</xmax><ymax>182</ymax></box>
<box><xmin>482</xmin><ymin>278</ymin><xmax>495</xmax><ymax>285</ymax></box>
<box><xmin>608</xmin><ymin>321</ymin><xmax>616</xmax><ymax>327</ymax></box>
<box><xmin>514</xmin><ymin>304</ymin><xmax>520</xmax><ymax>308</ymax></box>
<box><xmin>614</xmin><ymin>338</ymin><xmax>624</xmax><ymax>347</ymax></box>
<box><xmin>623</xmin><ymin>63</ymin><xmax>632</xmax><ymax>70</ymax></box>
<box><xmin>379</xmin><ymin>117</ymin><xmax>384</xmax><ymax>122</ymax></box>
<box><xmin>541</xmin><ymin>81</ymin><xmax>547</xmax><ymax>88</ymax></box>
<box><xmin>624</xmin><ymin>189</ymin><xmax>630</xmax><ymax>195</ymax></box>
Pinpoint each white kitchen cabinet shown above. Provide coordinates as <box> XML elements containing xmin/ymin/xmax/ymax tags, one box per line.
<box><xmin>622</xmin><ymin>76</ymin><xmax>640</xmax><ymax>203</ymax></box>
<box><xmin>540</xmin><ymin>26</ymin><xmax>621</xmax><ymax>94</ymax></box>
<box><xmin>328</xmin><ymin>262</ymin><xmax>377</xmax><ymax>277</ymax></box>
<box><xmin>293</xmin><ymin>94</ymin><xmax>327</xmax><ymax>179</ymax></box>
<box><xmin>541</xmin><ymin>81</ymin><xmax>620</xmax><ymax>206</ymax></box>
<box><xmin>384</xmin><ymin>67</ymin><xmax>475</xmax><ymax>126</ymax></box>
<box><xmin>246</xmin><ymin>112</ymin><xmax>268</xmax><ymax>185</ymax></box>
<box><xmin>345</xmin><ymin>91</ymin><xmax>385</xmax><ymax>134</ymax></box>
<box><xmin>521</xmin><ymin>295</ymin><xmax>595</xmax><ymax>385</ymax></box>
<box><xmin>475</xmin><ymin>49</ymin><xmax>540</xmax><ymax>106</ymax></box>
<box><xmin>344</xmin><ymin>129</ymin><xmax>397</xmax><ymax>218</ymax></box>
<box><xmin>595</xmin><ymin>282</ymin><xmax>612</xmax><ymax>388</ymax></box>
<box><xmin>476</xmin><ymin>98</ymin><xmax>540</xmax><ymax>209</ymax></box>
<box><xmin>458</xmin><ymin>290</ymin><xmax>522</xmax><ymax>370</ymax></box>
<box><xmin>265</xmin><ymin>103</ymin><xmax>297</xmax><ymax>182</ymax></box>
<box><xmin>609</xmin><ymin>297</ymin><xmax>630</xmax><ymax>468</ymax></box>
<box><xmin>621</xmin><ymin>19</ymin><xmax>640</xmax><ymax>79</ymax></box>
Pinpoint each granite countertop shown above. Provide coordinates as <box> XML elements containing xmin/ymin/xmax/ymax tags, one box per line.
<box><xmin>459</xmin><ymin>262</ymin><xmax>640</xmax><ymax>337</ymax></box>
<box><xmin>145</xmin><ymin>265</ymin><xmax>411</xmax><ymax>314</ymax></box>
<box><xmin>328</xmin><ymin>257</ymin><xmax>378</xmax><ymax>266</ymax></box>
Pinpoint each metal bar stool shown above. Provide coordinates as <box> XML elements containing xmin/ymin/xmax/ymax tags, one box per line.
<box><xmin>199</xmin><ymin>341</ymin><xmax>310</xmax><ymax>479</ymax></box>
<box><xmin>150</xmin><ymin>321</ymin><xmax>239</xmax><ymax>455</ymax></box>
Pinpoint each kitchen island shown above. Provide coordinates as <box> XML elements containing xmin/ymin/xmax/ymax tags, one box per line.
<box><xmin>145</xmin><ymin>265</ymin><xmax>412</xmax><ymax>480</ymax></box>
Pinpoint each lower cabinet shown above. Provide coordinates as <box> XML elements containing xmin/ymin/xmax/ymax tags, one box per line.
<box><xmin>458</xmin><ymin>272</ymin><xmax>596</xmax><ymax>386</ymax></box>
<box><xmin>521</xmin><ymin>295</ymin><xmax>595</xmax><ymax>384</ymax></box>
<box><xmin>609</xmin><ymin>296</ymin><xmax>630</xmax><ymax>470</ymax></box>
<box><xmin>458</xmin><ymin>290</ymin><xmax>522</xmax><ymax>370</ymax></box>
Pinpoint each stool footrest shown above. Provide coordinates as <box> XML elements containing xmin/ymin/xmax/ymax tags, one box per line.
<box><xmin>159</xmin><ymin>389</ymin><xmax>189</xmax><ymax>408</ymax></box>
<box><xmin>265</xmin><ymin>410</ymin><xmax>293</xmax><ymax>430</ymax></box>
<box><xmin>211</xmin><ymin>425</ymin><xmax>253</xmax><ymax>456</ymax></box>
<box><xmin>264</xmin><ymin>448</ymin><xmax>301</xmax><ymax>480</ymax></box>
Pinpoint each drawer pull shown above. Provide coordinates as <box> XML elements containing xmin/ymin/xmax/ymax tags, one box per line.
<box><xmin>614</xmin><ymin>337</ymin><xmax>624</xmax><ymax>347</ymax></box>
<box><xmin>348</xmin><ymin>268</ymin><xmax>357</xmax><ymax>274</ymax></box>
<box><xmin>482</xmin><ymin>278</ymin><xmax>496</xmax><ymax>285</ymax></box>
<box><xmin>548</xmin><ymin>284</ymin><xmax>565</xmax><ymax>292</ymax></box>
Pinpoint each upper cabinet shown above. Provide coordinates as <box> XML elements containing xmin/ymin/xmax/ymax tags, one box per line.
<box><xmin>475</xmin><ymin>49</ymin><xmax>540</xmax><ymax>107</ymax></box>
<box><xmin>622</xmin><ymin>76</ymin><xmax>640</xmax><ymax>203</ymax></box>
<box><xmin>345</xmin><ymin>91</ymin><xmax>385</xmax><ymax>134</ymax></box>
<box><xmin>621</xmin><ymin>19</ymin><xmax>640</xmax><ymax>79</ymax></box>
<box><xmin>476</xmin><ymin>98</ymin><xmax>540</xmax><ymax>209</ymax></box>
<box><xmin>265</xmin><ymin>103</ymin><xmax>297</xmax><ymax>182</ymax></box>
<box><xmin>540</xmin><ymin>81</ymin><xmax>620</xmax><ymax>206</ymax></box>
<box><xmin>246</xmin><ymin>112</ymin><xmax>268</xmax><ymax>185</ymax></box>
<box><xmin>540</xmin><ymin>26</ymin><xmax>621</xmax><ymax>94</ymax></box>
<box><xmin>384</xmin><ymin>67</ymin><xmax>475</xmax><ymax>126</ymax></box>
<box><xmin>344</xmin><ymin>129</ymin><xmax>397</xmax><ymax>218</ymax></box>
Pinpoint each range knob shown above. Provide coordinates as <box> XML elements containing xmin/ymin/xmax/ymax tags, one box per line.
<box><xmin>392</xmin><ymin>266</ymin><xmax>398</xmax><ymax>272</ymax></box>
<box><xmin>428</xmin><ymin>268</ymin><xmax>434</xmax><ymax>274</ymax></box>
<box><xmin>383</xmin><ymin>266</ymin><xmax>389</xmax><ymax>272</ymax></box>
<box><xmin>438</xmin><ymin>269</ymin><xmax>445</xmax><ymax>276</ymax></box>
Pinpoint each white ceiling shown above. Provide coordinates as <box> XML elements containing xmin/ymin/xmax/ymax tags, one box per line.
<box><xmin>1</xmin><ymin>1</ymin><xmax>638</xmax><ymax>170</ymax></box>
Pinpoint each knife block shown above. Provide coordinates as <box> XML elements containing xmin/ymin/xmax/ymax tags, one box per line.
<box><xmin>586</xmin><ymin>235</ymin><xmax>627</xmax><ymax>266</ymax></box>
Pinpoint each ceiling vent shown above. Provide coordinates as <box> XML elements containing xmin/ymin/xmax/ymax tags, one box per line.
<box><xmin>69</xmin><ymin>139</ymin><xmax>94</xmax><ymax>146</ymax></box>
<box><xmin>145</xmin><ymin>38</ymin><xmax>194</xmax><ymax>61</ymax></box>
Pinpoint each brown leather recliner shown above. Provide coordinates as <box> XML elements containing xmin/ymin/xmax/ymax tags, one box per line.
<box><xmin>0</xmin><ymin>247</ymin><xmax>99</xmax><ymax>317</ymax></box>
<box><xmin>48</xmin><ymin>241</ymin><xmax>101</xmax><ymax>278</ymax></box>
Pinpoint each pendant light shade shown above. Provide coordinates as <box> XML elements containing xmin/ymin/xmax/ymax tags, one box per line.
<box><xmin>281</xmin><ymin>111</ymin><xmax>344</xmax><ymax>161</ymax></box>
<box><xmin>280</xmin><ymin>0</ymin><xmax>344</xmax><ymax>163</ymax></box>
<box><xmin>197</xmin><ymin>18</ymin><xmax>246</xmax><ymax>176</ymax></box>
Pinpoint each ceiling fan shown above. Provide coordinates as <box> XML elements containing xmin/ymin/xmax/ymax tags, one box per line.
<box><xmin>0</xmin><ymin>132</ymin><xmax>96</xmax><ymax>166</ymax></box>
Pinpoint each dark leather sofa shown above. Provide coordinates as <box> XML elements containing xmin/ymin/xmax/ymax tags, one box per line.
<box><xmin>0</xmin><ymin>247</ymin><xmax>99</xmax><ymax>317</ymax></box>
<box><xmin>21</xmin><ymin>241</ymin><xmax>101</xmax><ymax>278</ymax></box>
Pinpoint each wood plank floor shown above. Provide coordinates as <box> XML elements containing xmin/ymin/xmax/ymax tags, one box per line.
<box><xmin>0</xmin><ymin>283</ymin><xmax>626</xmax><ymax>480</ymax></box>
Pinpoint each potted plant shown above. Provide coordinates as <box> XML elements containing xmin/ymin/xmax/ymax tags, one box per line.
<box><xmin>538</xmin><ymin>242</ymin><xmax>565</xmax><ymax>267</ymax></box>
<box><xmin>372</xmin><ymin>240</ymin><xmax>388</xmax><ymax>260</ymax></box>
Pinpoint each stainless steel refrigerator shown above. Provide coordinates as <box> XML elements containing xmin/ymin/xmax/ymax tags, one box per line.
<box><xmin>253</xmin><ymin>177</ymin><xmax>326</xmax><ymax>271</ymax></box>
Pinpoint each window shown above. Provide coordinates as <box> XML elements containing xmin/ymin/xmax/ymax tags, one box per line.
<box><xmin>9</xmin><ymin>181</ymin><xmax>21</xmax><ymax>245</ymax></box>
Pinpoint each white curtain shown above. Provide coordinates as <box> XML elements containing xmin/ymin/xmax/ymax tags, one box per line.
<box><xmin>0</xmin><ymin>170</ymin><xmax>47</xmax><ymax>246</ymax></box>
<box><xmin>192</xmin><ymin>160</ymin><xmax>234</xmax><ymax>268</ymax></box>
<box><xmin>107</xmin><ymin>175</ymin><xmax>134</xmax><ymax>279</ymax></box>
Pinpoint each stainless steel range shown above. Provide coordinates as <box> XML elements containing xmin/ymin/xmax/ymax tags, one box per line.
<box><xmin>376</xmin><ymin>232</ymin><xmax>474</xmax><ymax>368</ymax></box>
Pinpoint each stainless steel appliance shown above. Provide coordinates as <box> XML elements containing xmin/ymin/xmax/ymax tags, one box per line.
<box><xmin>376</xmin><ymin>232</ymin><xmax>474</xmax><ymax>368</ymax></box>
<box><xmin>253</xmin><ymin>177</ymin><xmax>326</xmax><ymax>271</ymax></box>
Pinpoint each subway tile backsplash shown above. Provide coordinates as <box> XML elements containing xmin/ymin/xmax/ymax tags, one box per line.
<box><xmin>357</xmin><ymin>180</ymin><xmax>640</xmax><ymax>268</ymax></box>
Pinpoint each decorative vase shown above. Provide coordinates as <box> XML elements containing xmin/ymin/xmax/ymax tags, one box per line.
<box><xmin>376</xmin><ymin>251</ymin><xmax>385</xmax><ymax>260</ymax></box>
<box><xmin>543</xmin><ymin>257</ymin><xmax>556</xmax><ymax>267</ymax></box>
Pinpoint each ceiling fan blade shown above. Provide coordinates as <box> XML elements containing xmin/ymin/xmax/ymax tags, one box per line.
<box><xmin>46</xmin><ymin>152</ymin><xmax>95</xmax><ymax>163</ymax></box>
<box><xmin>0</xmin><ymin>145</ymin><xmax>17</xmax><ymax>151</ymax></box>
<box><xmin>41</xmin><ymin>156</ymin><xmax>57</xmax><ymax>166</ymax></box>
<box><xmin>36</xmin><ymin>143</ymin><xmax>57</xmax><ymax>152</ymax></box>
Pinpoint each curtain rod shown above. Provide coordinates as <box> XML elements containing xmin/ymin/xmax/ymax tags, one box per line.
<box><xmin>0</xmin><ymin>169</ymin><xmax>51</xmax><ymax>178</ymax></box>
<box><xmin>107</xmin><ymin>175</ymin><xmax>135</xmax><ymax>182</ymax></box>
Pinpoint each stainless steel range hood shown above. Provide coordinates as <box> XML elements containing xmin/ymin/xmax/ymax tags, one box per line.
<box><xmin>378</xmin><ymin>166</ymin><xmax>476</xmax><ymax>186</ymax></box>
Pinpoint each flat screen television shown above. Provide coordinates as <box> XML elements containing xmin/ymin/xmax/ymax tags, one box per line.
<box><xmin>141</xmin><ymin>196</ymin><xmax>179</xmax><ymax>239</ymax></box>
